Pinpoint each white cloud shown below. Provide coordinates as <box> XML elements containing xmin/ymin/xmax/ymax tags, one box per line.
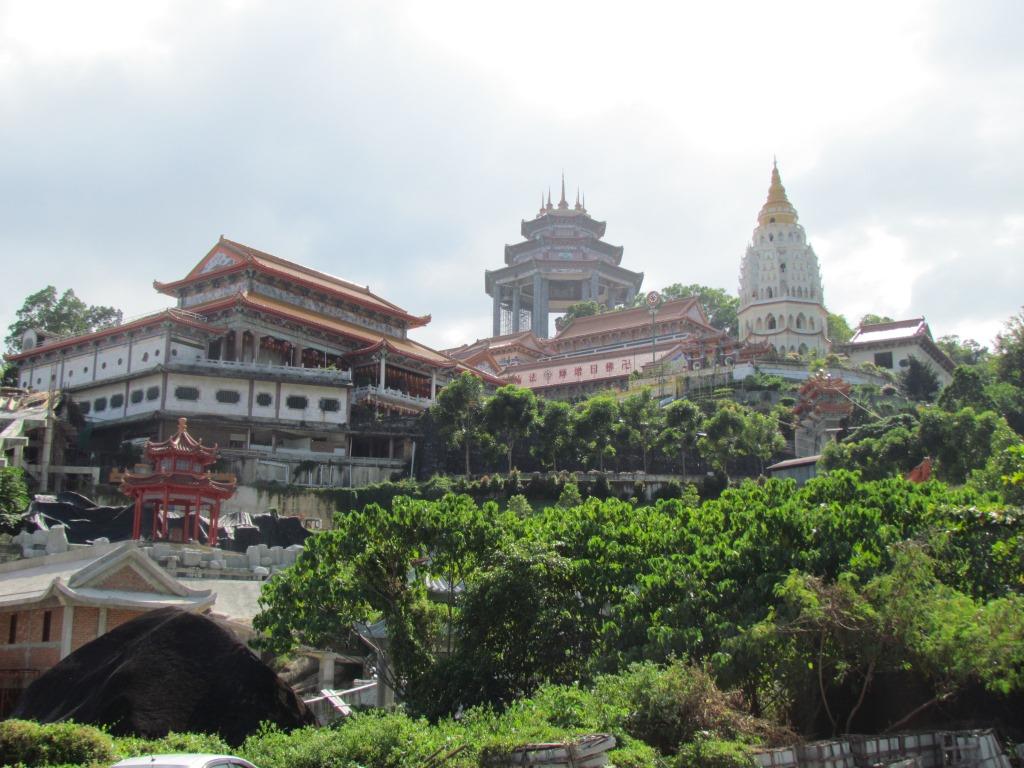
<box><xmin>0</xmin><ymin>0</ymin><xmax>1021</xmax><ymax>356</ymax></box>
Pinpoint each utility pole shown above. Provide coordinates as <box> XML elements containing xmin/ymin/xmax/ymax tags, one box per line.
<box><xmin>645</xmin><ymin>290</ymin><xmax>662</xmax><ymax>395</ymax></box>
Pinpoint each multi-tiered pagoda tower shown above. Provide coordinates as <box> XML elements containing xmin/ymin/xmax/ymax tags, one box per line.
<box><xmin>738</xmin><ymin>162</ymin><xmax>830</xmax><ymax>356</ymax></box>
<box><xmin>485</xmin><ymin>178</ymin><xmax>644</xmax><ymax>338</ymax></box>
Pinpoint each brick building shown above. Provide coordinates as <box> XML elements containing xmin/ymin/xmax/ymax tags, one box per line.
<box><xmin>0</xmin><ymin>540</ymin><xmax>213</xmax><ymax>715</ymax></box>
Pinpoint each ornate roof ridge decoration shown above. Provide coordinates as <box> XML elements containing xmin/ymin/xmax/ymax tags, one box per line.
<box><xmin>143</xmin><ymin>417</ymin><xmax>220</xmax><ymax>463</ymax></box>
<box><xmin>154</xmin><ymin>237</ymin><xmax>431</xmax><ymax>328</ymax></box>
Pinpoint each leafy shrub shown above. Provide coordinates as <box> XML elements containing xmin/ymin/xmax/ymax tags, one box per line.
<box><xmin>557</xmin><ymin>482</ymin><xmax>583</xmax><ymax>508</ymax></box>
<box><xmin>113</xmin><ymin>730</ymin><xmax>231</xmax><ymax>760</ymax></box>
<box><xmin>675</xmin><ymin>739</ymin><xmax>755</xmax><ymax>768</ymax></box>
<box><xmin>0</xmin><ymin>720</ymin><xmax>114</xmax><ymax>767</ymax></box>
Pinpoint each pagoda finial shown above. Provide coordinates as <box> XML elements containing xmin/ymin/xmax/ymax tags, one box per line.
<box><xmin>575</xmin><ymin>187</ymin><xmax>582</xmax><ymax>211</ymax></box>
<box><xmin>546</xmin><ymin>187</ymin><xmax>553</xmax><ymax>210</ymax></box>
<box><xmin>558</xmin><ymin>172</ymin><xmax>568</xmax><ymax>209</ymax></box>
<box><xmin>177</xmin><ymin>417</ymin><xmax>187</xmax><ymax>433</ymax></box>
<box><xmin>582</xmin><ymin>191</ymin><xmax>586</xmax><ymax>211</ymax></box>
<box><xmin>758</xmin><ymin>159</ymin><xmax>798</xmax><ymax>226</ymax></box>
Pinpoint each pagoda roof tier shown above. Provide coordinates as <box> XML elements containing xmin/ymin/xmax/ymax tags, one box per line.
<box><xmin>154</xmin><ymin>237</ymin><xmax>430</xmax><ymax>328</ymax></box>
<box><xmin>485</xmin><ymin>259</ymin><xmax>644</xmax><ymax>294</ymax></box>
<box><xmin>521</xmin><ymin>211</ymin><xmax>607</xmax><ymax>239</ymax></box>
<box><xmin>119</xmin><ymin>472</ymin><xmax>238</xmax><ymax>500</ymax></box>
<box><xmin>5</xmin><ymin>308</ymin><xmax>225</xmax><ymax>362</ymax></box>
<box><xmin>190</xmin><ymin>291</ymin><xmax>455</xmax><ymax>370</ymax></box>
<box><xmin>504</xmin><ymin>236</ymin><xmax>624</xmax><ymax>265</ymax></box>
<box><xmin>144</xmin><ymin>417</ymin><xmax>221</xmax><ymax>464</ymax></box>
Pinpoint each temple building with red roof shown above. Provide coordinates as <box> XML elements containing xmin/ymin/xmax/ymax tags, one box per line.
<box><xmin>7</xmin><ymin>237</ymin><xmax>499</xmax><ymax>488</ymax></box>
<box><xmin>446</xmin><ymin>296</ymin><xmax>747</xmax><ymax>400</ymax></box>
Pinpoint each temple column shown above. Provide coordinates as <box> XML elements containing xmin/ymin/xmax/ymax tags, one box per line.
<box><xmin>492</xmin><ymin>288</ymin><xmax>502</xmax><ymax>337</ymax></box>
<box><xmin>379</xmin><ymin>353</ymin><xmax>386</xmax><ymax>389</ymax></box>
<box><xmin>538</xmin><ymin>277</ymin><xmax>550</xmax><ymax>338</ymax></box>
<box><xmin>532</xmin><ymin>273</ymin><xmax>544</xmax><ymax>337</ymax></box>
<box><xmin>511</xmin><ymin>287</ymin><xmax>521</xmax><ymax>333</ymax></box>
<box><xmin>430</xmin><ymin>371</ymin><xmax>437</xmax><ymax>400</ymax></box>
<box><xmin>590</xmin><ymin>273</ymin><xmax>600</xmax><ymax>304</ymax></box>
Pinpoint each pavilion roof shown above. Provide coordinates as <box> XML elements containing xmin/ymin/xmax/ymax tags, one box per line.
<box><xmin>143</xmin><ymin>417</ymin><xmax>220</xmax><ymax>463</ymax></box>
<box><xmin>154</xmin><ymin>237</ymin><xmax>430</xmax><ymax>328</ymax></box>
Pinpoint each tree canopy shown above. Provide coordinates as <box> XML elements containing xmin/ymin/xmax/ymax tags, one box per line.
<box><xmin>5</xmin><ymin>286</ymin><xmax>122</xmax><ymax>353</ymax></box>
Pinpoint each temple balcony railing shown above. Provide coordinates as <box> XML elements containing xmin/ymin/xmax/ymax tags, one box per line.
<box><xmin>351</xmin><ymin>385</ymin><xmax>433</xmax><ymax>411</ymax></box>
<box><xmin>177</xmin><ymin>358</ymin><xmax>353</xmax><ymax>383</ymax></box>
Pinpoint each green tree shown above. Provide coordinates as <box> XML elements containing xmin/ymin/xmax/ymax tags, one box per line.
<box><xmin>5</xmin><ymin>286</ymin><xmax>122</xmax><ymax>353</ymax></box>
<box><xmin>858</xmin><ymin>313</ymin><xmax>894</xmax><ymax>327</ymax></box>
<box><xmin>742</xmin><ymin>409</ymin><xmax>786</xmax><ymax>474</ymax></box>
<box><xmin>557</xmin><ymin>300</ymin><xmax>604</xmax><ymax>331</ymax></box>
<box><xmin>533</xmin><ymin>399</ymin><xmax>573</xmax><ymax>471</ymax></box>
<box><xmin>618</xmin><ymin>389</ymin><xmax>665</xmax><ymax>472</ymax></box>
<box><xmin>698</xmin><ymin>401</ymin><xmax>749</xmax><ymax>477</ymax></box>
<box><xmin>435</xmin><ymin>544</ymin><xmax>597</xmax><ymax>712</ymax></box>
<box><xmin>658</xmin><ymin>398</ymin><xmax>704</xmax><ymax>477</ymax></box>
<box><xmin>483</xmin><ymin>385</ymin><xmax>538</xmax><ymax>472</ymax></box>
<box><xmin>0</xmin><ymin>468</ymin><xmax>29</xmax><ymax>530</ymax></box>
<box><xmin>919</xmin><ymin>406</ymin><xmax>1020</xmax><ymax>485</ymax></box>
<box><xmin>575</xmin><ymin>394</ymin><xmax>619</xmax><ymax>471</ymax></box>
<box><xmin>937</xmin><ymin>334</ymin><xmax>989</xmax><ymax>367</ymax></box>
<box><xmin>994</xmin><ymin>308</ymin><xmax>1024</xmax><ymax>388</ymax></box>
<box><xmin>899</xmin><ymin>357</ymin><xmax>940</xmax><ymax>402</ymax></box>
<box><xmin>432</xmin><ymin>371</ymin><xmax>484</xmax><ymax>476</ymax></box>
<box><xmin>826</xmin><ymin>312</ymin><xmax>854</xmax><ymax>344</ymax></box>
<box><xmin>937</xmin><ymin>366</ymin><xmax>994</xmax><ymax>413</ymax></box>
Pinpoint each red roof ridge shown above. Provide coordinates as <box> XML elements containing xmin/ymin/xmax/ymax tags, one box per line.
<box><xmin>4</xmin><ymin>308</ymin><xmax>226</xmax><ymax>362</ymax></box>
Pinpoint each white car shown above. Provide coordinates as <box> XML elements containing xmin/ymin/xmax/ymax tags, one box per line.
<box><xmin>111</xmin><ymin>756</ymin><xmax>259</xmax><ymax>768</ymax></box>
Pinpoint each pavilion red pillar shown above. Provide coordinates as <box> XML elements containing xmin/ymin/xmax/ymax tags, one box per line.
<box><xmin>131</xmin><ymin>497</ymin><xmax>142</xmax><ymax>540</ymax></box>
<box><xmin>207</xmin><ymin>500</ymin><xmax>221</xmax><ymax>546</ymax></box>
<box><xmin>193</xmin><ymin>495</ymin><xmax>202</xmax><ymax>542</ymax></box>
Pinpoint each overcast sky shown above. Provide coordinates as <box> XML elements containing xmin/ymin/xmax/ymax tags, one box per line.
<box><xmin>1</xmin><ymin>0</ymin><xmax>1021</xmax><ymax>352</ymax></box>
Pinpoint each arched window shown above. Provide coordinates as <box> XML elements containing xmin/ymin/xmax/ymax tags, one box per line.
<box><xmin>766</xmin><ymin>316</ymin><xmax>777</xmax><ymax>330</ymax></box>
<box><xmin>766</xmin><ymin>287</ymin><xmax>773</xmax><ymax>299</ymax></box>
<box><xmin>809</xmin><ymin>317</ymin><xmax>816</xmax><ymax>330</ymax></box>
<box><xmin>796</xmin><ymin>313</ymin><xmax>806</xmax><ymax>329</ymax></box>
<box><xmin>756</xmin><ymin>317</ymin><xmax>764</xmax><ymax>331</ymax></box>
<box><xmin>799</xmin><ymin>343</ymin><xmax>808</xmax><ymax>356</ymax></box>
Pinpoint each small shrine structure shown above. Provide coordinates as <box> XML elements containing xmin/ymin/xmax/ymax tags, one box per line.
<box><xmin>120</xmin><ymin>417</ymin><xmax>237</xmax><ymax>545</ymax></box>
<box><xmin>792</xmin><ymin>373</ymin><xmax>853</xmax><ymax>457</ymax></box>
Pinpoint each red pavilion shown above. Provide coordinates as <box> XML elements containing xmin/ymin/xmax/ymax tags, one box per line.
<box><xmin>120</xmin><ymin>417</ymin><xmax>237</xmax><ymax>545</ymax></box>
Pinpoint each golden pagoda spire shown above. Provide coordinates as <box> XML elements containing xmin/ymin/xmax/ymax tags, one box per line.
<box><xmin>758</xmin><ymin>158</ymin><xmax>798</xmax><ymax>226</ymax></box>
<box><xmin>558</xmin><ymin>172</ymin><xmax>568</xmax><ymax>209</ymax></box>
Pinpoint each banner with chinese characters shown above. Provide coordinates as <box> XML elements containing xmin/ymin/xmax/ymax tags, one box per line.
<box><xmin>506</xmin><ymin>349</ymin><xmax>658</xmax><ymax>389</ymax></box>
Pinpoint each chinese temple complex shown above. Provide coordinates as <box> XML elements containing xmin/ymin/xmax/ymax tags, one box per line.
<box><xmin>446</xmin><ymin>296</ymin><xmax>749</xmax><ymax>400</ymax></box>
<box><xmin>7</xmin><ymin>237</ymin><xmax>500</xmax><ymax>488</ymax></box>
<box><xmin>120</xmin><ymin>418</ymin><xmax>236</xmax><ymax>545</ymax></box>
<box><xmin>485</xmin><ymin>178</ymin><xmax>644</xmax><ymax>338</ymax></box>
